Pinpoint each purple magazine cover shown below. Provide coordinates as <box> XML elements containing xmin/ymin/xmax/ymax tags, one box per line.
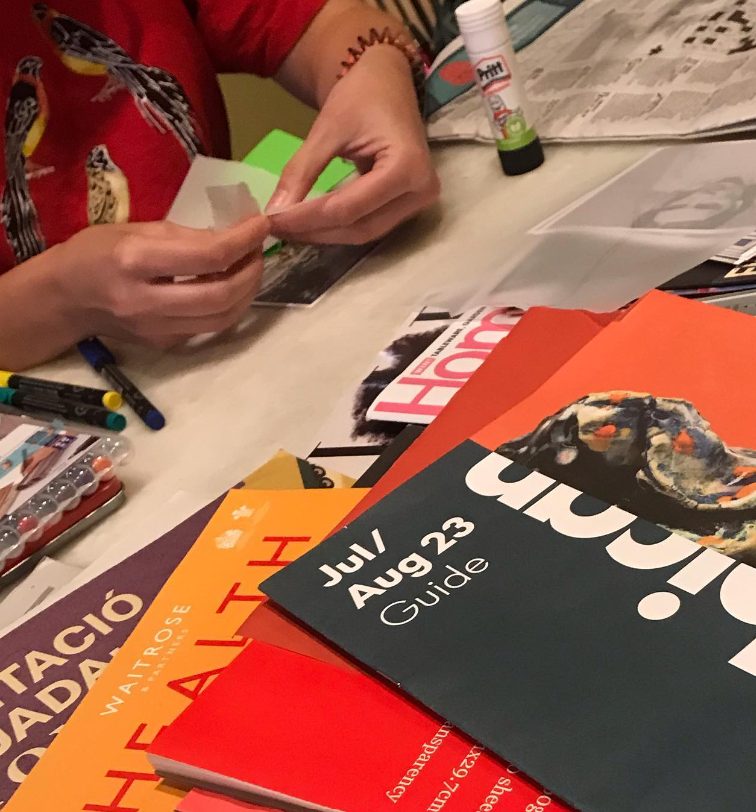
<box><xmin>0</xmin><ymin>495</ymin><xmax>225</xmax><ymax>807</ymax></box>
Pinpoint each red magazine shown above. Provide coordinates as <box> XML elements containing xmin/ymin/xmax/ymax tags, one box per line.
<box><xmin>177</xmin><ymin>788</ymin><xmax>280</xmax><ymax>811</ymax></box>
<box><xmin>237</xmin><ymin>602</ymin><xmax>572</xmax><ymax>809</ymax></box>
<box><xmin>149</xmin><ymin>641</ymin><xmax>565</xmax><ymax>812</ymax></box>
<box><xmin>340</xmin><ymin>307</ymin><xmax>617</xmax><ymax>525</ymax></box>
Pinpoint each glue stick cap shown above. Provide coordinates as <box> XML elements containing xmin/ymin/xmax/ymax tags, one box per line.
<box><xmin>455</xmin><ymin>0</ymin><xmax>507</xmax><ymax>37</ymax></box>
<box><xmin>456</xmin><ymin>0</ymin><xmax>511</xmax><ymax>60</ymax></box>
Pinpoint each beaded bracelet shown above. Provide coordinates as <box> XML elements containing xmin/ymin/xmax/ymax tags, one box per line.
<box><xmin>336</xmin><ymin>27</ymin><xmax>427</xmax><ymax>113</ymax></box>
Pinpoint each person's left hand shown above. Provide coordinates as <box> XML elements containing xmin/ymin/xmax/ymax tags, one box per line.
<box><xmin>266</xmin><ymin>45</ymin><xmax>440</xmax><ymax>245</ymax></box>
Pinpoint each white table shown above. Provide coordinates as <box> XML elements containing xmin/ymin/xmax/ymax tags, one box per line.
<box><xmin>5</xmin><ymin>139</ymin><xmax>650</xmax><ymax>616</ymax></box>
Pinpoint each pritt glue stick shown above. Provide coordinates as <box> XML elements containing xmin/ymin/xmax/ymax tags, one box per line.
<box><xmin>455</xmin><ymin>0</ymin><xmax>544</xmax><ymax>175</ymax></box>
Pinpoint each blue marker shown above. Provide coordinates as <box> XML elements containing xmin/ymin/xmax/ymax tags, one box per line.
<box><xmin>78</xmin><ymin>338</ymin><xmax>165</xmax><ymax>431</ymax></box>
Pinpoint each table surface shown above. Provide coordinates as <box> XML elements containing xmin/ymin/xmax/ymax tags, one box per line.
<box><xmin>3</xmin><ymin>138</ymin><xmax>651</xmax><ymax>622</ymax></box>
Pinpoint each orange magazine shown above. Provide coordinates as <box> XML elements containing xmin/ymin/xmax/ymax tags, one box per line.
<box><xmin>6</xmin><ymin>488</ymin><xmax>366</xmax><ymax>812</ymax></box>
<box><xmin>474</xmin><ymin>290</ymin><xmax>756</xmax><ymax>563</ymax></box>
<box><xmin>476</xmin><ymin>290</ymin><xmax>756</xmax><ymax>448</ymax></box>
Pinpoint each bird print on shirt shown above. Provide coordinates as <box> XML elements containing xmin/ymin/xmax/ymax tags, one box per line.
<box><xmin>32</xmin><ymin>3</ymin><xmax>204</xmax><ymax>160</ymax></box>
<box><xmin>86</xmin><ymin>144</ymin><xmax>130</xmax><ymax>225</ymax></box>
<box><xmin>1</xmin><ymin>55</ymin><xmax>48</xmax><ymax>263</ymax></box>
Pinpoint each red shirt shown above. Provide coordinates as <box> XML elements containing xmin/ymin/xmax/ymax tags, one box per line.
<box><xmin>0</xmin><ymin>0</ymin><xmax>325</xmax><ymax>272</ymax></box>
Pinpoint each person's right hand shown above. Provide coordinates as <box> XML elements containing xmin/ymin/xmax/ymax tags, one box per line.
<box><xmin>53</xmin><ymin>217</ymin><xmax>269</xmax><ymax>347</ymax></box>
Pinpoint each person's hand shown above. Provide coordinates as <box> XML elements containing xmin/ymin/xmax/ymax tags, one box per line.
<box><xmin>53</xmin><ymin>217</ymin><xmax>269</xmax><ymax>347</ymax></box>
<box><xmin>267</xmin><ymin>45</ymin><xmax>440</xmax><ymax>245</ymax></box>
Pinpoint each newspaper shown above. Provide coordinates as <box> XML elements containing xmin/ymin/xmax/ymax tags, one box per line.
<box><xmin>427</xmin><ymin>0</ymin><xmax>756</xmax><ymax>144</ymax></box>
<box><xmin>712</xmin><ymin>229</ymin><xmax>756</xmax><ymax>264</ymax></box>
<box><xmin>424</xmin><ymin>0</ymin><xmax>583</xmax><ymax>118</ymax></box>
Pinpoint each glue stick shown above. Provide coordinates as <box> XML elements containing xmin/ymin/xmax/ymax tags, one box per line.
<box><xmin>455</xmin><ymin>0</ymin><xmax>544</xmax><ymax>176</ymax></box>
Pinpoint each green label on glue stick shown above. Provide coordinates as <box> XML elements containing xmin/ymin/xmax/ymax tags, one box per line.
<box><xmin>496</xmin><ymin>113</ymin><xmax>538</xmax><ymax>151</ymax></box>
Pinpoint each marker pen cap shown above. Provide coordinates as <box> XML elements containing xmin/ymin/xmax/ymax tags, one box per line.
<box><xmin>102</xmin><ymin>390</ymin><xmax>123</xmax><ymax>410</ymax></box>
<box><xmin>105</xmin><ymin>411</ymin><xmax>127</xmax><ymax>432</ymax></box>
<box><xmin>78</xmin><ymin>337</ymin><xmax>116</xmax><ymax>369</ymax></box>
<box><xmin>143</xmin><ymin>409</ymin><xmax>166</xmax><ymax>431</ymax></box>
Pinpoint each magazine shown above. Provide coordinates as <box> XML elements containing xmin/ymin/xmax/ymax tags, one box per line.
<box><xmin>149</xmin><ymin>641</ymin><xmax>567</xmax><ymax>811</ymax></box>
<box><xmin>306</xmin><ymin>308</ymin><xmax>455</xmax><ymax>479</ymax></box>
<box><xmin>367</xmin><ymin>307</ymin><xmax>522</xmax><ymax>425</ymax></box>
<box><xmin>0</xmin><ymin>497</ymin><xmax>222</xmax><ymax>806</ymax></box>
<box><xmin>4</xmin><ymin>490</ymin><xmax>365</xmax><ymax>812</ymax></box>
<box><xmin>263</xmin><ymin>292</ymin><xmax>756</xmax><ymax>812</ymax></box>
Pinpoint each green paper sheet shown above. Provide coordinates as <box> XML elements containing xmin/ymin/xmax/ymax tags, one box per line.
<box><xmin>244</xmin><ymin>129</ymin><xmax>355</xmax><ymax>193</ymax></box>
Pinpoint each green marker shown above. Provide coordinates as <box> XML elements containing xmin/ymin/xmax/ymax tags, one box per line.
<box><xmin>0</xmin><ymin>387</ymin><xmax>126</xmax><ymax>432</ymax></box>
